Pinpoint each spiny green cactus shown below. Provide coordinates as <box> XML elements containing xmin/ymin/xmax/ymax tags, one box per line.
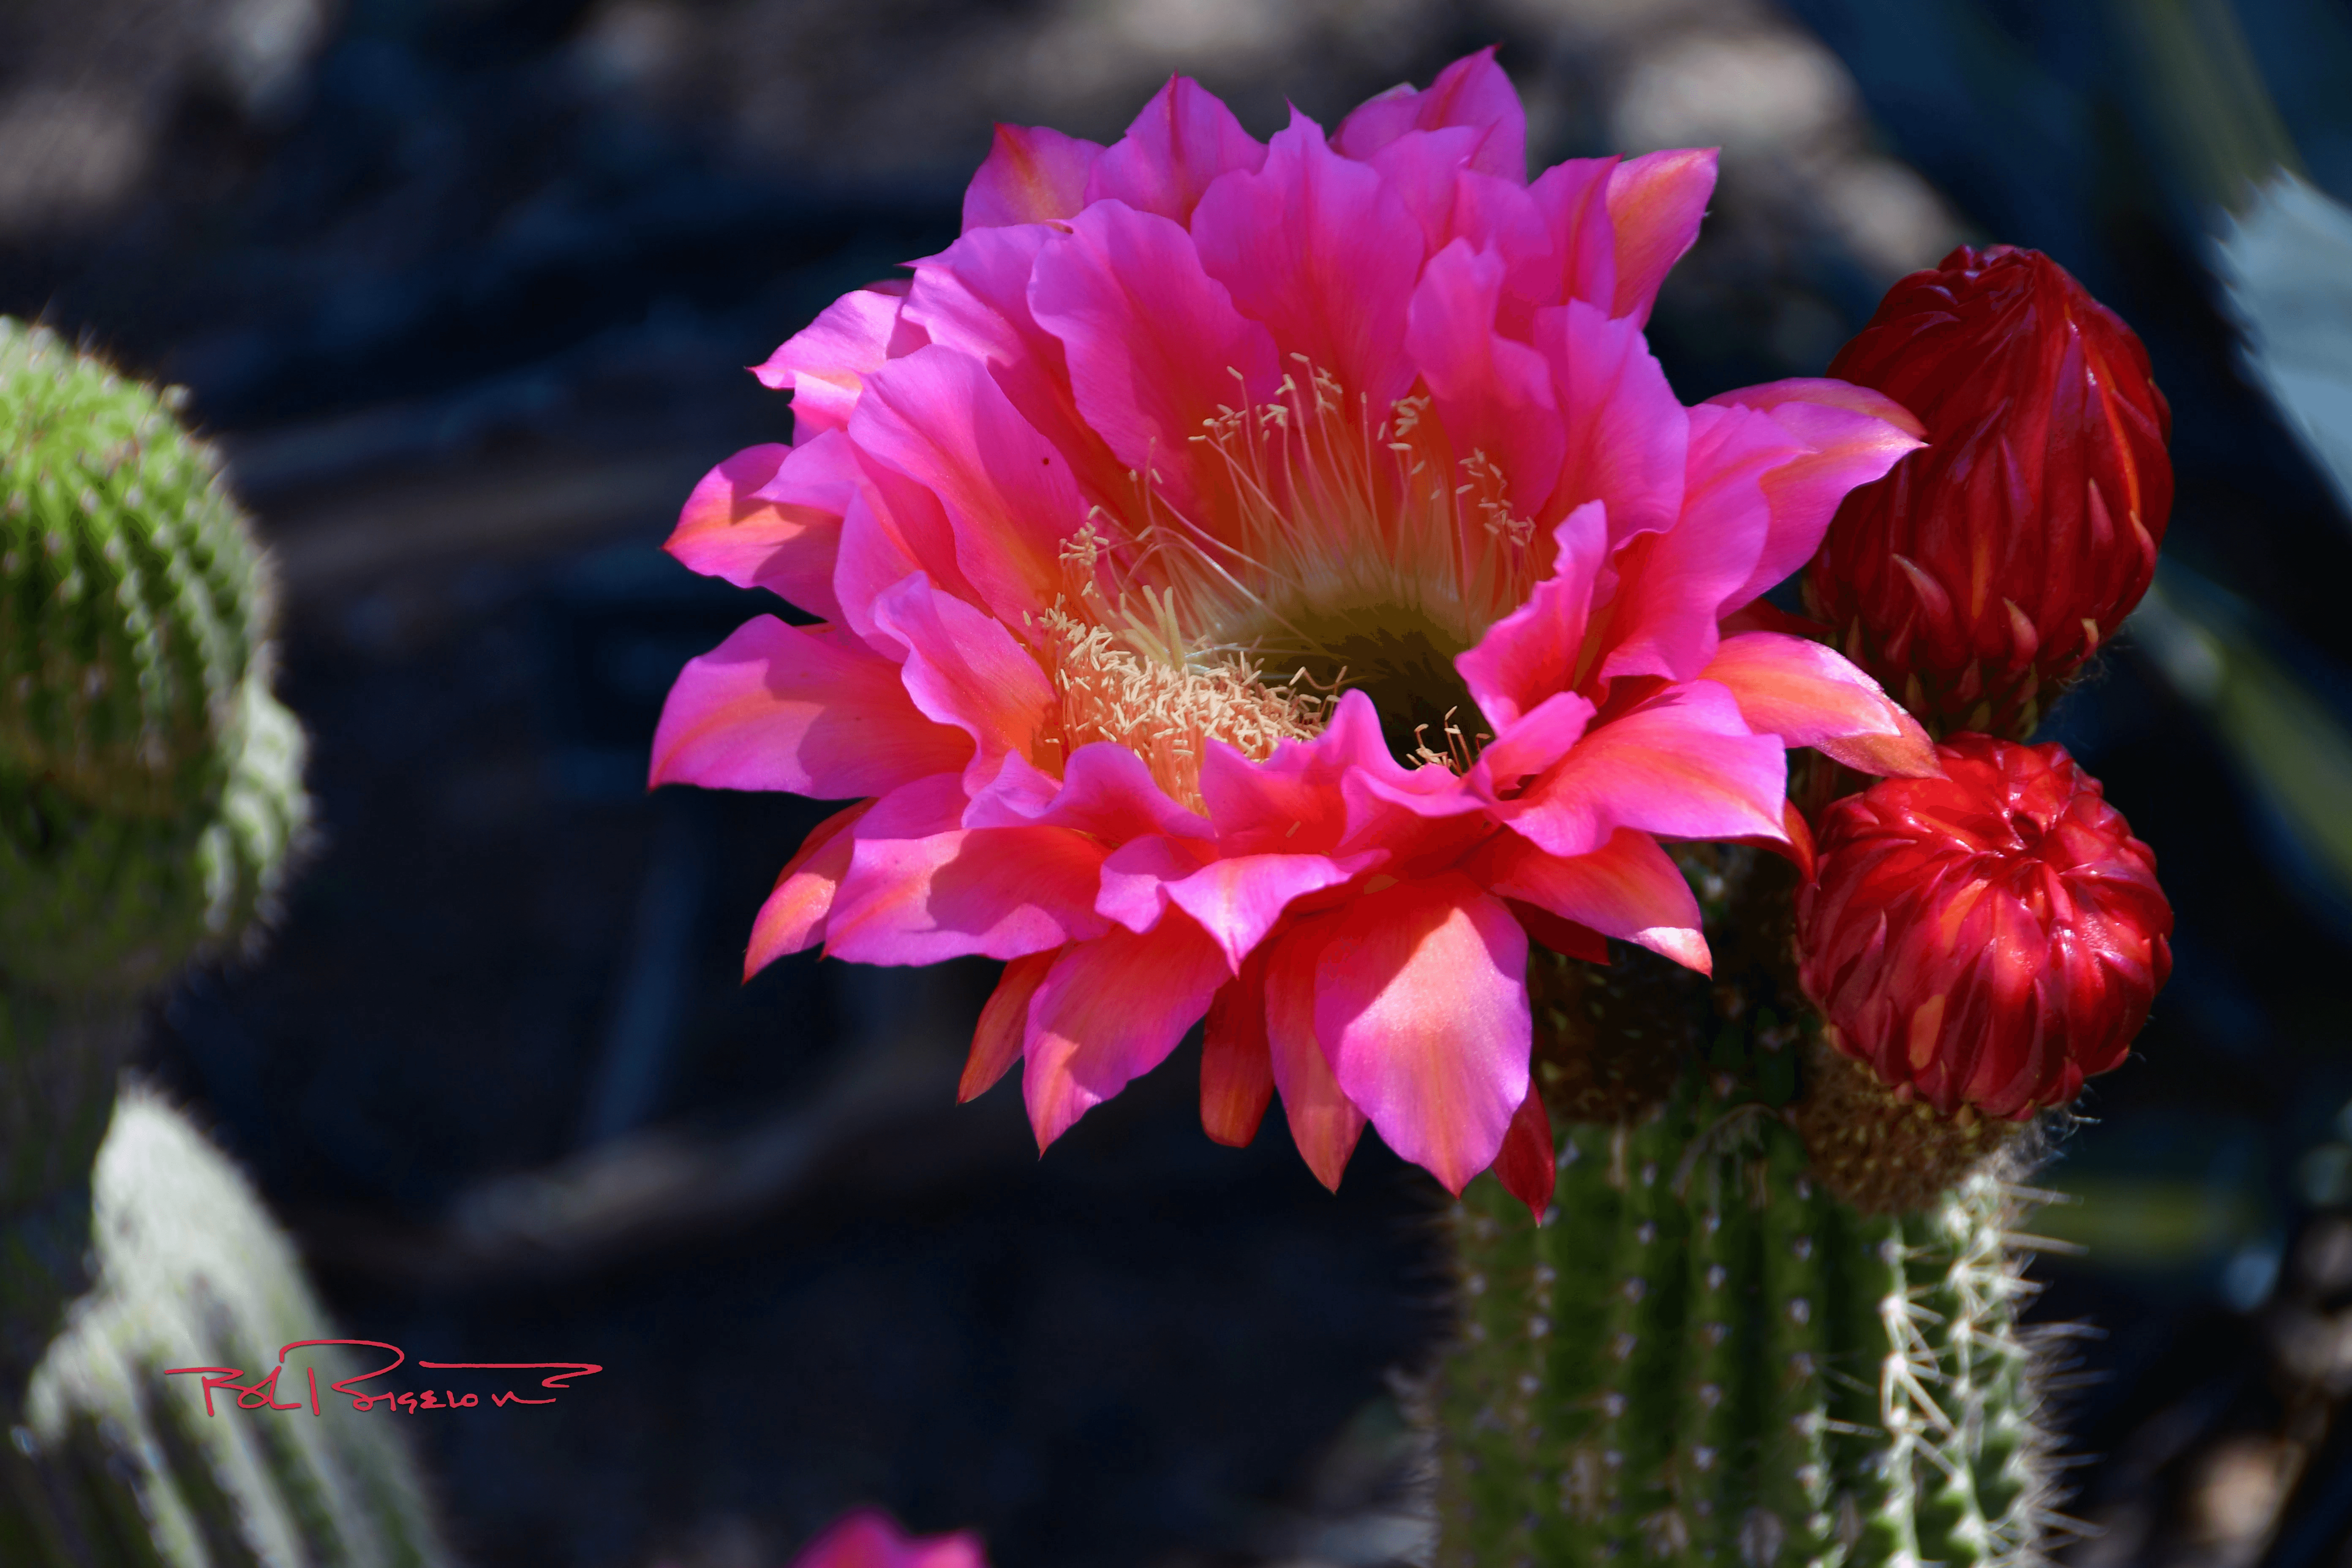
<box><xmin>0</xmin><ymin>320</ymin><xmax>446</xmax><ymax>1564</ymax></box>
<box><xmin>1424</xmin><ymin>852</ymin><xmax>2059</xmax><ymax>1567</ymax></box>
<box><xmin>0</xmin><ymin>318</ymin><xmax>304</xmax><ymax>995</ymax></box>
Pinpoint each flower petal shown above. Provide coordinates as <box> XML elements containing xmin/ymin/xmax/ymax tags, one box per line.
<box><xmin>1263</xmin><ymin>916</ymin><xmax>1368</xmax><ymax>1190</ymax></box>
<box><xmin>851</xmin><ymin>343</ymin><xmax>1091</xmax><ymax>626</ymax></box>
<box><xmin>960</xmin><ymin>949</ymin><xmax>1059</xmax><ymax>1101</ymax></box>
<box><xmin>1455</xmin><ymin>502</ymin><xmax>1609</xmax><ymax>730</ymax></box>
<box><xmin>1023</xmin><ymin>914</ymin><xmax>1231</xmax><ymax>1147</ymax></box>
<box><xmin>1336</xmin><ymin>47</ymin><xmax>1527</xmax><ymax>182</ymax></box>
<box><xmin>665</xmin><ymin>441</ymin><xmax>843</xmax><ymax>621</ymax></box>
<box><xmin>648</xmin><ymin>616</ymin><xmax>970</xmax><ymax>798</ymax></box>
<box><xmin>825</xmin><ymin>782</ymin><xmax>1112</xmax><ymax>965</ymax></box>
<box><xmin>1527</xmin><ymin>157</ymin><xmax>1619</xmax><ymax>315</ymax></box>
<box><xmin>963</xmin><ymin>123</ymin><xmax>1105</xmax><ymax>230</ymax></box>
<box><xmin>754</xmin><ymin>285</ymin><xmax>923</xmax><ymax>442</ymax></box>
<box><xmin>745</xmin><ymin>799</ymin><xmax>877</xmax><ymax>977</ymax></box>
<box><xmin>1704</xmin><ymin>378</ymin><xmax>1925</xmax><ymax>610</ymax></box>
<box><xmin>1502</xmin><ymin>681</ymin><xmax>1788</xmax><ymax>858</ymax></box>
<box><xmin>1701</xmin><ymin>631</ymin><xmax>1939</xmax><ymax>777</ymax></box>
<box><xmin>1407</xmin><ymin>240</ymin><xmax>1565</xmax><ymax>520</ymax></box>
<box><xmin>869</xmin><ymin>574</ymin><xmax>1057</xmax><ymax>789</ymax></box>
<box><xmin>1168</xmin><ymin>850</ymin><xmax>1382</xmax><ymax>972</ymax></box>
<box><xmin>1492</xmin><ymin>1081</ymin><xmax>1556</xmax><ymax>1223</ymax></box>
<box><xmin>1192</xmin><ymin>108</ymin><xmax>1425</xmax><ymax>411</ymax></box>
<box><xmin>1605</xmin><ymin>149</ymin><xmax>1717</xmax><ymax>325</ymax></box>
<box><xmin>1535</xmin><ymin>299</ymin><xmax>1687</xmax><ymax>545</ymax></box>
<box><xmin>1201</xmin><ymin>953</ymin><xmax>1275</xmax><ymax>1146</ymax></box>
<box><xmin>1313</xmin><ymin>873</ymin><xmax>1530</xmax><ymax>1194</ymax></box>
<box><xmin>1085</xmin><ymin>75</ymin><xmax>1267</xmax><ymax>223</ymax></box>
<box><xmin>1478</xmin><ymin>828</ymin><xmax>1711</xmax><ymax>974</ymax></box>
<box><xmin>966</xmin><ymin>741</ymin><xmax>1211</xmax><ymax>841</ymax></box>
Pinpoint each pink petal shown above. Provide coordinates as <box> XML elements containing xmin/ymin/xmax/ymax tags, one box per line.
<box><xmin>1502</xmin><ymin>680</ymin><xmax>1788</xmax><ymax>858</ymax></box>
<box><xmin>1594</xmin><ymin>400</ymin><xmax>1797</xmax><ymax>685</ymax></box>
<box><xmin>869</xmin><ymin>574</ymin><xmax>1057</xmax><ymax>788</ymax></box>
<box><xmin>1084</xmin><ymin>75</ymin><xmax>1267</xmax><ymax>224</ymax></box>
<box><xmin>648</xmin><ymin>616</ymin><xmax>969</xmax><ymax>797</ymax></box>
<box><xmin>745</xmin><ymin>799</ymin><xmax>877</xmax><ymax>977</ymax></box>
<box><xmin>1262</xmin><ymin>916</ymin><xmax>1367</xmax><ymax>1190</ymax></box>
<box><xmin>754</xmin><ymin>286</ymin><xmax>922</xmax><ymax>442</ymax></box>
<box><xmin>1700</xmin><ymin>631</ymin><xmax>1938</xmax><ymax>777</ymax></box>
<box><xmin>1201</xmin><ymin>955</ymin><xmax>1275</xmax><ymax>1147</ymax></box>
<box><xmin>1096</xmin><ymin>835</ymin><xmax>1215</xmax><ymax>935</ymax></box>
<box><xmin>961</xmin><ymin>949</ymin><xmax>1058</xmax><ymax>1101</ymax></box>
<box><xmin>1535</xmin><ymin>300</ymin><xmax>1687</xmax><ymax>546</ymax></box>
<box><xmin>963</xmin><ymin>123</ymin><xmax>1105</xmax><ymax>230</ymax></box>
<box><xmin>788</xmin><ymin>1509</ymin><xmax>987</xmax><ymax>1568</ymax></box>
<box><xmin>1704</xmin><ymin>378</ymin><xmax>1925</xmax><ymax>611</ymax></box>
<box><xmin>904</xmin><ymin>226</ymin><xmax>1132</xmax><ymax>512</ymax></box>
<box><xmin>1476</xmin><ymin>828</ymin><xmax>1710</xmax><ymax>973</ymax></box>
<box><xmin>1023</xmin><ymin>914</ymin><xmax>1231</xmax><ymax>1148</ymax></box>
<box><xmin>966</xmin><ymin>742</ymin><xmax>1211</xmax><ymax>842</ymax></box>
<box><xmin>1028</xmin><ymin>199</ymin><xmax>1282</xmax><ymax>534</ymax></box>
<box><xmin>1405</xmin><ymin>240</ymin><xmax>1565</xmax><ymax>520</ymax></box>
<box><xmin>1196</xmin><ymin>689</ymin><xmax>1393</xmax><ymax>854</ymax></box>
<box><xmin>825</xmin><ymin>785</ymin><xmax>1112</xmax><ymax>965</ymax></box>
<box><xmin>1168</xmin><ymin>851</ymin><xmax>1382</xmax><ymax>972</ymax></box>
<box><xmin>1454</xmin><ymin>501</ymin><xmax>1609</xmax><ymax>729</ymax></box>
<box><xmin>1504</xmin><ymin>899</ymin><xmax>1608</xmax><ymax>964</ymax></box>
<box><xmin>1527</xmin><ymin>157</ymin><xmax>1619</xmax><ymax>315</ymax></box>
<box><xmin>665</xmin><ymin>442</ymin><xmax>843</xmax><ymax>621</ymax></box>
<box><xmin>850</xmin><ymin>344</ymin><xmax>1090</xmax><ymax>626</ymax></box>
<box><xmin>1492</xmin><ymin>1081</ymin><xmax>1556</xmax><ymax>1222</ymax></box>
<box><xmin>1191</xmin><ymin>109</ymin><xmax>1424</xmax><ymax>411</ymax></box>
<box><xmin>1363</xmin><ymin>126</ymin><xmax>1493</xmax><ymax>255</ymax></box>
<box><xmin>1468</xmin><ymin>690</ymin><xmax>1597</xmax><ymax>805</ymax></box>
<box><xmin>1604</xmin><ymin>149</ymin><xmax>1718</xmax><ymax>325</ymax></box>
<box><xmin>1313</xmin><ymin>874</ymin><xmax>1530</xmax><ymax>1195</ymax></box>
<box><xmin>1335</xmin><ymin>48</ymin><xmax>1527</xmax><ymax>182</ymax></box>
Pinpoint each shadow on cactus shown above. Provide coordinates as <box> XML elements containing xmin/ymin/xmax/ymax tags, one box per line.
<box><xmin>0</xmin><ymin>319</ymin><xmax>447</xmax><ymax>1565</ymax></box>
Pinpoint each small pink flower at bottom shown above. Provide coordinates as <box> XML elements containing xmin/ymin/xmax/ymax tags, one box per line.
<box><xmin>1796</xmin><ymin>735</ymin><xmax>2172</xmax><ymax>1119</ymax></box>
<box><xmin>651</xmin><ymin>49</ymin><xmax>1940</xmax><ymax>1213</ymax></box>
<box><xmin>785</xmin><ymin>1510</ymin><xmax>987</xmax><ymax>1568</ymax></box>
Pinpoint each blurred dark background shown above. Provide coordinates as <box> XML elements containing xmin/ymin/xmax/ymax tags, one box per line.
<box><xmin>8</xmin><ymin>0</ymin><xmax>2352</xmax><ymax>1563</ymax></box>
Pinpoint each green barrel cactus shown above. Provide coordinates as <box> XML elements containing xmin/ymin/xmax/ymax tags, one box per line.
<box><xmin>0</xmin><ymin>319</ymin><xmax>447</xmax><ymax>1565</ymax></box>
<box><xmin>1426</xmin><ymin>855</ymin><xmax>2058</xmax><ymax>1567</ymax></box>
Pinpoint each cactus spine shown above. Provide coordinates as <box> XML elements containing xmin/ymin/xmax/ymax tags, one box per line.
<box><xmin>1428</xmin><ymin>857</ymin><xmax>2057</xmax><ymax>1567</ymax></box>
<box><xmin>0</xmin><ymin>319</ymin><xmax>446</xmax><ymax>1564</ymax></box>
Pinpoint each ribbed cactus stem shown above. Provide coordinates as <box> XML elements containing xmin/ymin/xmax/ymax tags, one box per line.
<box><xmin>1433</xmin><ymin>1084</ymin><xmax>2052</xmax><ymax>1566</ymax></box>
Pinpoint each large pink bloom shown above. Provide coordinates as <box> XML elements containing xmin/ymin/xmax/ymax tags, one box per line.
<box><xmin>651</xmin><ymin>51</ymin><xmax>1935</xmax><ymax>1213</ymax></box>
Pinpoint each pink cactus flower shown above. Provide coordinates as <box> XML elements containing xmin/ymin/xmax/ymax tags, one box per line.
<box><xmin>782</xmin><ymin>1510</ymin><xmax>987</xmax><ymax>1568</ymax></box>
<box><xmin>651</xmin><ymin>50</ymin><xmax>1938</xmax><ymax>1213</ymax></box>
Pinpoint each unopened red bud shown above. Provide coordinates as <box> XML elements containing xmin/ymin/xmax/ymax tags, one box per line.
<box><xmin>1807</xmin><ymin>246</ymin><xmax>2172</xmax><ymax>738</ymax></box>
<box><xmin>1796</xmin><ymin>734</ymin><xmax>2172</xmax><ymax>1120</ymax></box>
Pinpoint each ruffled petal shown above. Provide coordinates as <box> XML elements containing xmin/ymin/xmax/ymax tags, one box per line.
<box><xmin>869</xmin><ymin>574</ymin><xmax>1057</xmax><ymax>788</ymax></box>
<box><xmin>1527</xmin><ymin>157</ymin><xmax>1619</xmax><ymax>316</ymax></box>
<box><xmin>1492</xmin><ymin>1081</ymin><xmax>1556</xmax><ymax>1222</ymax></box>
<box><xmin>1467</xmin><ymin>691</ymin><xmax>1597</xmax><ymax>806</ymax></box>
<box><xmin>1701</xmin><ymin>631</ymin><xmax>1938</xmax><ymax>777</ymax></box>
<box><xmin>665</xmin><ymin>442</ymin><xmax>844</xmax><ymax>621</ymax></box>
<box><xmin>1263</xmin><ymin>915</ymin><xmax>1368</xmax><ymax>1190</ymax></box>
<box><xmin>1197</xmin><ymin>690</ymin><xmax>1396</xmax><ymax>854</ymax></box>
<box><xmin>1168</xmin><ymin>850</ymin><xmax>1382</xmax><ymax>972</ymax></box>
<box><xmin>1594</xmin><ymin>400</ymin><xmax>1798</xmax><ymax>684</ymax></box>
<box><xmin>1084</xmin><ymin>75</ymin><xmax>1267</xmax><ymax>223</ymax></box>
<box><xmin>1029</xmin><ymin>198</ymin><xmax>1283</xmax><ymax>534</ymax></box>
<box><xmin>1023</xmin><ymin>913</ymin><xmax>1231</xmax><ymax>1147</ymax></box>
<box><xmin>960</xmin><ymin>949</ymin><xmax>1058</xmax><ymax>1101</ymax></box>
<box><xmin>1096</xmin><ymin>835</ymin><xmax>1215</xmax><ymax>935</ymax></box>
<box><xmin>965</xmin><ymin>742</ymin><xmax>1211</xmax><ymax>841</ymax></box>
<box><xmin>1192</xmin><ymin>109</ymin><xmax>1425</xmax><ymax>412</ymax></box>
<box><xmin>1501</xmin><ymin>680</ymin><xmax>1788</xmax><ymax>858</ymax></box>
<box><xmin>1407</xmin><ymin>240</ymin><xmax>1566</xmax><ymax>520</ymax></box>
<box><xmin>1535</xmin><ymin>300</ymin><xmax>1687</xmax><ymax>545</ymax></box>
<box><xmin>1336</xmin><ymin>46</ymin><xmax>1527</xmax><ymax>182</ymax></box>
<box><xmin>1313</xmin><ymin>873</ymin><xmax>1531</xmax><ymax>1195</ymax></box>
<box><xmin>825</xmin><ymin>779</ymin><xmax>1111</xmax><ymax>964</ymax></box>
<box><xmin>1455</xmin><ymin>501</ymin><xmax>1609</xmax><ymax>729</ymax></box>
<box><xmin>963</xmin><ymin>123</ymin><xmax>1105</xmax><ymax>230</ymax></box>
<box><xmin>745</xmin><ymin>799</ymin><xmax>877</xmax><ymax>977</ymax></box>
<box><xmin>753</xmin><ymin>285</ymin><xmax>923</xmax><ymax>442</ymax></box>
<box><xmin>1704</xmin><ymin>378</ymin><xmax>1926</xmax><ymax>610</ymax></box>
<box><xmin>648</xmin><ymin>615</ymin><xmax>970</xmax><ymax>797</ymax></box>
<box><xmin>1476</xmin><ymin>827</ymin><xmax>1710</xmax><ymax>973</ymax></box>
<box><xmin>850</xmin><ymin>343</ymin><xmax>1091</xmax><ymax>626</ymax></box>
<box><xmin>1605</xmin><ymin>149</ymin><xmax>1718</xmax><ymax>325</ymax></box>
<box><xmin>1201</xmin><ymin>952</ymin><xmax>1275</xmax><ymax>1146</ymax></box>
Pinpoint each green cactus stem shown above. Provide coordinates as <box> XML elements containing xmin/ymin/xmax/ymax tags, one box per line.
<box><xmin>1426</xmin><ymin>855</ymin><xmax>2060</xmax><ymax>1567</ymax></box>
<box><xmin>0</xmin><ymin>319</ymin><xmax>446</xmax><ymax>1564</ymax></box>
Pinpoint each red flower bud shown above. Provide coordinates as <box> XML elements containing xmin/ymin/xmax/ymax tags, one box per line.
<box><xmin>1796</xmin><ymin>735</ymin><xmax>2171</xmax><ymax>1119</ymax></box>
<box><xmin>1807</xmin><ymin>246</ymin><xmax>2172</xmax><ymax>738</ymax></box>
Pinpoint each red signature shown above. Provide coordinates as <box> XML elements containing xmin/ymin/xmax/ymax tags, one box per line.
<box><xmin>165</xmin><ymin>1342</ymin><xmax>602</xmax><ymax>1416</ymax></box>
